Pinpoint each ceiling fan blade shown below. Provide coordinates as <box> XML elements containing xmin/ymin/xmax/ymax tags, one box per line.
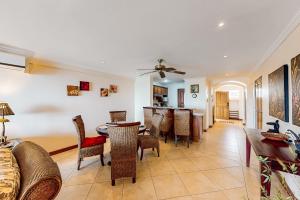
<box><xmin>165</xmin><ymin>67</ymin><xmax>176</xmax><ymax>72</ymax></box>
<box><xmin>159</xmin><ymin>71</ymin><xmax>166</xmax><ymax>78</ymax></box>
<box><xmin>139</xmin><ymin>71</ymin><xmax>156</xmax><ymax>76</ymax></box>
<box><xmin>172</xmin><ymin>71</ymin><xmax>186</xmax><ymax>75</ymax></box>
<box><xmin>137</xmin><ymin>69</ymin><xmax>156</xmax><ymax>70</ymax></box>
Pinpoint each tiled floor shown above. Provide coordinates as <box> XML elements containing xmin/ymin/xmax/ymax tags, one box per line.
<box><xmin>53</xmin><ymin>122</ymin><xmax>289</xmax><ymax>200</ymax></box>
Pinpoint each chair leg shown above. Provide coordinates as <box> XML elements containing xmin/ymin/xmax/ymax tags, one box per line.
<box><xmin>165</xmin><ymin>134</ymin><xmax>167</xmax><ymax>143</ymax></box>
<box><xmin>140</xmin><ymin>148</ymin><xmax>144</xmax><ymax>161</ymax></box>
<box><xmin>77</xmin><ymin>155</ymin><xmax>81</xmax><ymax>170</ymax></box>
<box><xmin>112</xmin><ymin>180</ymin><xmax>115</xmax><ymax>186</ymax></box>
<box><xmin>132</xmin><ymin>177</ymin><xmax>136</xmax><ymax>183</ymax></box>
<box><xmin>157</xmin><ymin>146</ymin><xmax>160</xmax><ymax>157</ymax></box>
<box><xmin>175</xmin><ymin>135</ymin><xmax>178</xmax><ymax>147</ymax></box>
<box><xmin>152</xmin><ymin>148</ymin><xmax>154</xmax><ymax>151</ymax></box>
<box><xmin>187</xmin><ymin>136</ymin><xmax>190</xmax><ymax>148</ymax></box>
<box><xmin>100</xmin><ymin>154</ymin><xmax>105</xmax><ymax>166</ymax></box>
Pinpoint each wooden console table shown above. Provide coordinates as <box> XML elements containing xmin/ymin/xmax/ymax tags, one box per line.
<box><xmin>244</xmin><ymin>128</ymin><xmax>300</xmax><ymax>198</ymax></box>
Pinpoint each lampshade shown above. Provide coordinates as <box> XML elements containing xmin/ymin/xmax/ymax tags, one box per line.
<box><xmin>0</xmin><ymin>103</ymin><xmax>14</xmax><ymax>116</ymax></box>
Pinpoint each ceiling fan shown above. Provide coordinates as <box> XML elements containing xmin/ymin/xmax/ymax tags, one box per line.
<box><xmin>137</xmin><ymin>59</ymin><xmax>186</xmax><ymax>78</ymax></box>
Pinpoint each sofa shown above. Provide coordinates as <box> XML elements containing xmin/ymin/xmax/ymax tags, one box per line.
<box><xmin>0</xmin><ymin>141</ymin><xmax>62</xmax><ymax>200</ymax></box>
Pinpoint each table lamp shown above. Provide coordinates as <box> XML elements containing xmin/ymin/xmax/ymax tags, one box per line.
<box><xmin>0</xmin><ymin>103</ymin><xmax>14</xmax><ymax>144</ymax></box>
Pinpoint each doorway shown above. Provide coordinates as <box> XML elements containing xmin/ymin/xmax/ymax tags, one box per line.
<box><xmin>255</xmin><ymin>76</ymin><xmax>263</xmax><ymax>129</ymax></box>
<box><xmin>215</xmin><ymin>91</ymin><xmax>229</xmax><ymax>119</ymax></box>
<box><xmin>177</xmin><ymin>89</ymin><xmax>185</xmax><ymax>108</ymax></box>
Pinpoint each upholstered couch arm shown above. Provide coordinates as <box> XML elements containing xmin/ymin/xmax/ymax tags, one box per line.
<box><xmin>12</xmin><ymin>141</ymin><xmax>62</xmax><ymax>200</ymax></box>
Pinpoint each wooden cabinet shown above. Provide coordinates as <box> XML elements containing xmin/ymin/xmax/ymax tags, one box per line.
<box><xmin>153</xmin><ymin>85</ymin><xmax>168</xmax><ymax>96</ymax></box>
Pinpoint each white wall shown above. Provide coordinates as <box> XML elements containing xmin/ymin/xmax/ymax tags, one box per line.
<box><xmin>184</xmin><ymin>77</ymin><xmax>209</xmax><ymax>130</ymax></box>
<box><xmin>167</xmin><ymin>82</ymin><xmax>185</xmax><ymax>107</ymax></box>
<box><xmin>134</xmin><ymin>75</ymin><xmax>153</xmax><ymax>123</ymax></box>
<box><xmin>248</xmin><ymin>23</ymin><xmax>300</xmax><ymax>133</ymax></box>
<box><xmin>0</xmin><ymin>65</ymin><xmax>135</xmax><ymax>152</ymax></box>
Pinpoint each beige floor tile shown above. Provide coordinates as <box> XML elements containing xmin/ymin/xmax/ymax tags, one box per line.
<box><xmin>178</xmin><ymin>172</ymin><xmax>220</xmax><ymax>195</ymax></box>
<box><xmin>86</xmin><ymin>182</ymin><xmax>123</xmax><ymax>200</ymax></box>
<box><xmin>153</xmin><ymin>174</ymin><xmax>188</xmax><ymax>199</ymax></box>
<box><xmin>64</xmin><ymin>162</ymin><xmax>99</xmax><ymax>186</ymax></box>
<box><xmin>56</xmin><ymin>184</ymin><xmax>92</xmax><ymax>200</ymax></box>
<box><xmin>95</xmin><ymin>166</ymin><xmax>111</xmax><ymax>182</ymax></box>
<box><xmin>223</xmin><ymin>187</ymin><xmax>248</xmax><ymax>200</ymax></box>
<box><xmin>170</xmin><ymin>158</ymin><xmax>199</xmax><ymax>173</ymax></box>
<box><xmin>123</xmin><ymin>177</ymin><xmax>157</xmax><ymax>200</ymax></box>
<box><xmin>136</xmin><ymin>161</ymin><xmax>151</xmax><ymax>178</ymax></box>
<box><xmin>190</xmin><ymin>191</ymin><xmax>229</xmax><ymax>200</ymax></box>
<box><xmin>165</xmin><ymin>149</ymin><xmax>187</xmax><ymax>160</ymax></box>
<box><xmin>190</xmin><ymin>156</ymin><xmax>221</xmax><ymax>170</ymax></box>
<box><xmin>54</xmin><ymin>121</ymin><xmax>291</xmax><ymax>200</ymax></box>
<box><xmin>202</xmin><ymin>168</ymin><xmax>244</xmax><ymax>190</ymax></box>
<box><xmin>148</xmin><ymin>160</ymin><xmax>176</xmax><ymax>177</ymax></box>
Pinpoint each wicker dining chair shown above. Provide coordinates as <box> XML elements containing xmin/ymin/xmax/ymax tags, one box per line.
<box><xmin>174</xmin><ymin>109</ymin><xmax>192</xmax><ymax>148</ymax></box>
<box><xmin>108</xmin><ymin>122</ymin><xmax>140</xmax><ymax>186</ymax></box>
<box><xmin>109</xmin><ymin>111</ymin><xmax>126</xmax><ymax>122</ymax></box>
<box><xmin>155</xmin><ymin>108</ymin><xmax>173</xmax><ymax>143</ymax></box>
<box><xmin>143</xmin><ymin>107</ymin><xmax>153</xmax><ymax>130</ymax></box>
<box><xmin>72</xmin><ymin>115</ymin><xmax>106</xmax><ymax>170</ymax></box>
<box><xmin>138</xmin><ymin>113</ymin><xmax>163</xmax><ymax>160</ymax></box>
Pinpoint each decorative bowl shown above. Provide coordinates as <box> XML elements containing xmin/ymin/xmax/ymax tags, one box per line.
<box><xmin>261</xmin><ymin>132</ymin><xmax>289</xmax><ymax>141</ymax></box>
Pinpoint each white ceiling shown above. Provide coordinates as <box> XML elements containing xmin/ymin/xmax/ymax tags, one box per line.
<box><xmin>1</xmin><ymin>0</ymin><xmax>300</xmax><ymax>79</ymax></box>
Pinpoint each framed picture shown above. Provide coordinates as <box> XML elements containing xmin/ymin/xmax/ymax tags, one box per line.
<box><xmin>190</xmin><ymin>84</ymin><xmax>199</xmax><ymax>93</ymax></box>
<box><xmin>100</xmin><ymin>88</ymin><xmax>109</xmax><ymax>97</ymax></box>
<box><xmin>268</xmin><ymin>64</ymin><xmax>289</xmax><ymax>122</ymax></box>
<box><xmin>67</xmin><ymin>85</ymin><xmax>79</xmax><ymax>96</ymax></box>
<box><xmin>109</xmin><ymin>84</ymin><xmax>118</xmax><ymax>93</ymax></box>
<box><xmin>292</xmin><ymin>54</ymin><xmax>300</xmax><ymax>126</ymax></box>
<box><xmin>80</xmin><ymin>81</ymin><xmax>90</xmax><ymax>91</ymax></box>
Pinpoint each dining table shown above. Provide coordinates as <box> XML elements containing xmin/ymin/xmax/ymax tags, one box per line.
<box><xmin>96</xmin><ymin>123</ymin><xmax>146</xmax><ymax>137</ymax></box>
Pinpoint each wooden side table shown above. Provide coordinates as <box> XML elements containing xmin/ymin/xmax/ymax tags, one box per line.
<box><xmin>244</xmin><ymin>128</ymin><xmax>300</xmax><ymax>198</ymax></box>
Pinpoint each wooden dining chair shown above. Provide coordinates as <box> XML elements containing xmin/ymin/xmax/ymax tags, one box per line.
<box><xmin>108</xmin><ymin>122</ymin><xmax>140</xmax><ymax>186</ymax></box>
<box><xmin>174</xmin><ymin>109</ymin><xmax>192</xmax><ymax>148</ymax></box>
<box><xmin>138</xmin><ymin>113</ymin><xmax>163</xmax><ymax>160</ymax></box>
<box><xmin>109</xmin><ymin>111</ymin><xmax>126</xmax><ymax>122</ymax></box>
<box><xmin>72</xmin><ymin>115</ymin><xmax>106</xmax><ymax>170</ymax></box>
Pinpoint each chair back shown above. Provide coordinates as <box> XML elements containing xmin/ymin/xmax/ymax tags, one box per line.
<box><xmin>108</xmin><ymin>122</ymin><xmax>140</xmax><ymax>159</ymax></box>
<box><xmin>143</xmin><ymin>107</ymin><xmax>153</xmax><ymax>130</ymax></box>
<box><xmin>109</xmin><ymin>111</ymin><xmax>126</xmax><ymax>122</ymax></box>
<box><xmin>174</xmin><ymin>109</ymin><xmax>191</xmax><ymax>136</ymax></box>
<box><xmin>150</xmin><ymin>113</ymin><xmax>163</xmax><ymax>138</ymax></box>
<box><xmin>155</xmin><ymin>108</ymin><xmax>172</xmax><ymax>133</ymax></box>
<box><xmin>72</xmin><ymin>115</ymin><xmax>85</xmax><ymax>145</ymax></box>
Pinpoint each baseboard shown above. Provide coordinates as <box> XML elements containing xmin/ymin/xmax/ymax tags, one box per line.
<box><xmin>49</xmin><ymin>145</ymin><xmax>77</xmax><ymax>156</ymax></box>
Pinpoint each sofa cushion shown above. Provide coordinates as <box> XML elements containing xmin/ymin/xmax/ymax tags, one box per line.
<box><xmin>82</xmin><ymin>136</ymin><xmax>106</xmax><ymax>148</ymax></box>
<box><xmin>0</xmin><ymin>148</ymin><xmax>20</xmax><ymax>200</ymax></box>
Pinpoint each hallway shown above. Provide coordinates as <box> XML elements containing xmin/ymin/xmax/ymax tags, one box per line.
<box><xmin>53</xmin><ymin>122</ymin><xmax>289</xmax><ymax>200</ymax></box>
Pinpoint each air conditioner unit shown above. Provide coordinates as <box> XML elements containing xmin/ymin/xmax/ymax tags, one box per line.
<box><xmin>0</xmin><ymin>44</ymin><xmax>33</xmax><ymax>73</ymax></box>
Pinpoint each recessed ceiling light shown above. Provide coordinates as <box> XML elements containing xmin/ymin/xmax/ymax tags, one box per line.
<box><xmin>163</xmin><ymin>79</ymin><xmax>169</xmax><ymax>83</ymax></box>
<box><xmin>218</xmin><ymin>22</ymin><xmax>225</xmax><ymax>28</ymax></box>
<box><xmin>223</xmin><ymin>55</ymin><xmax>228</xmax><ymax>58</ymax></box>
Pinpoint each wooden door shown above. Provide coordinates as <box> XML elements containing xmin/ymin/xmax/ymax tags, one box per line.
<box><xmin>177</xmin><ymin>89</ymin><xmax>185</xmax><ymax>108</ymax></box>
<box><xmin>255</xmin><ymin>76</ymin><xmax>263</xmax><ymax>129</ymax></box>
<box><xmin>215</xmin><ymin>91</ymin><xmax>229</xmax><ymax>119</ymax></box>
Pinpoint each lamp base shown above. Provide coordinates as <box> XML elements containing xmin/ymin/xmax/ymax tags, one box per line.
<box><xmin>0</xmin><ymin>136</ymin><xmax>7</xmax><ymax>145</ymax></box>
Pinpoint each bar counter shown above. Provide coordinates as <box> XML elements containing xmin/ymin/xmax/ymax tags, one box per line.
<box><xmin>143</xmin><ymin>107</ymin><xmax>204</xmax><ymax>142</ymax></box>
